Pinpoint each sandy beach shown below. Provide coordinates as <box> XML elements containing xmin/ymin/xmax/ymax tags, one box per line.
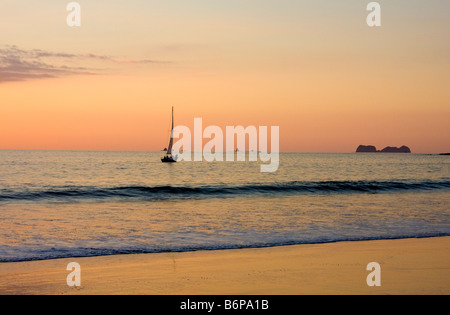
<box><xmin>0</xmin><ymin>237</ymin><xmax>449</xmax><ymax>295</ymax></box>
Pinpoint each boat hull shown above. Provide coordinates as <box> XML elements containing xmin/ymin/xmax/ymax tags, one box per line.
<box><xmin>161</xmin><ymin>156</ymin><xmax>177</xmax><ymax>163</ymax></box>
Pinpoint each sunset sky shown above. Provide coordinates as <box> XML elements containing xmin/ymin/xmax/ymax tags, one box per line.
<box><xmin>1</xmin><ymin>0</ymin><xmax>449</xmax><ymax>153</ymax></box>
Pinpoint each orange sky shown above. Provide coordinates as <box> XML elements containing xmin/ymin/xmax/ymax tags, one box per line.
<box><xmin>1</xmin><ymin>0</ymin><xmax>449</xmax><ymax>153</ymax></box>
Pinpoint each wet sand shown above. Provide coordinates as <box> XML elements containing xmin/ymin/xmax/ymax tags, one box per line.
<box><xmin>0</xmin><ymin>237</ymin><xmax>449</xmax><ymax>295</ymax></box>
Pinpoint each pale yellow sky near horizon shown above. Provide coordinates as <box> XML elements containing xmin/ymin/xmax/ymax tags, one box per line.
<box><xmin>0</xmin><ymin>0</ymin><xmax>449</xmax><ymax>152</ymax></box>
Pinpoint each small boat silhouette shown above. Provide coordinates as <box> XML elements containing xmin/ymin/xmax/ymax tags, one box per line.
<box><xmin>161</xmin><ymin>107</ymin><xmax>178</xmax><ymax>163</ymax></box>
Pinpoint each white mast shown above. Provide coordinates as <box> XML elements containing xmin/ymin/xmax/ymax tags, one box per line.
<box><xmin>167</xmin><ymin>106</ymin><xmax>174</xmax><ymax>155</ymax></box>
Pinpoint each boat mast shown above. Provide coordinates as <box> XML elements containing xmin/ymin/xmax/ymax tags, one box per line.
<box><xmin>167</xmin><ymin>106</ymin><xmax>174</xmax><ymax>155</ymax></box>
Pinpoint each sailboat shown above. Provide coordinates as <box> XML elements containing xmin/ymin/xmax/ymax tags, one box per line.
<box><xmin>161</xmin><ymin>107</ymin><xmax>178</xmax><ymax>163</ymax></box>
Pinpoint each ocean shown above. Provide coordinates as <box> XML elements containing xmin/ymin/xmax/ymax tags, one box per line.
<box><xmin>0</xmin><ymin>150</ymin><xmax>449</xmax><ymax>262</ymax></box>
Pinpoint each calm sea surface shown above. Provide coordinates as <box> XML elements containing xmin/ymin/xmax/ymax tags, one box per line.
<box><xmin>0</xmin><ymin>151</ymin><xmax>449</xmax><ymax>262</ymax></box>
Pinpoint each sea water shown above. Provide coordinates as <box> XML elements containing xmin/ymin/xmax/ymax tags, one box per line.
<box><xmin>0</xmin><ymin>150</ymin><xmax>449</xmax><ymax>262</ymax></box>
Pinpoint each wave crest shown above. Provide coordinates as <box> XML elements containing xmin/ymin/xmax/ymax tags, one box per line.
<box><xmin>1</xmin><ymin>180</ymin><xmax>449</xmax><ymax>202</ymax></box>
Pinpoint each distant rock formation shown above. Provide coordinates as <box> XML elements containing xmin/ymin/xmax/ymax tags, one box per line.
<box><xmin>356</xmin><ymin>145</ymin><xmax>377</xmax><ymax>153</ymax></box>
<box><xmin>356</xmin><ymin>145</ymin><xmax>411</xmax><ymax>153</ymax></box>
<box><xmin>440</xmin><ymin>153</ymin><xmax>450</xmax><ymax>156</ymax></box>
<box><xmin>380</xmin><ymin>146</ymin><xmax>411</xmax><ymax>153</ymax></box>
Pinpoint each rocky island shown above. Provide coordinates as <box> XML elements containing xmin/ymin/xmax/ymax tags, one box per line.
<box><xmin>356</xmin><ymin>145</ymin><xmax>411</xmax><ymax>153</ymax></box>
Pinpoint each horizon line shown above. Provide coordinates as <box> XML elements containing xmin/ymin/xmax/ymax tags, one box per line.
<box><xmin>0</xmin><ymin>149</ymin><xmax>447</xmax><ymax>155</ymax></box>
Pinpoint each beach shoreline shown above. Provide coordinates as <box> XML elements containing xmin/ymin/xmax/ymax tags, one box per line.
<box><xmin>0</xmin><ymin>236</ymin><xmax>449</xmax><ymax>295</ymax></box>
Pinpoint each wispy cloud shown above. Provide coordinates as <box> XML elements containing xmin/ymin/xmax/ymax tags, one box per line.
<box><xmin>0</xmin><ymin>45</ymin><xmax>166</xmax><ymax>83</ymax></box>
